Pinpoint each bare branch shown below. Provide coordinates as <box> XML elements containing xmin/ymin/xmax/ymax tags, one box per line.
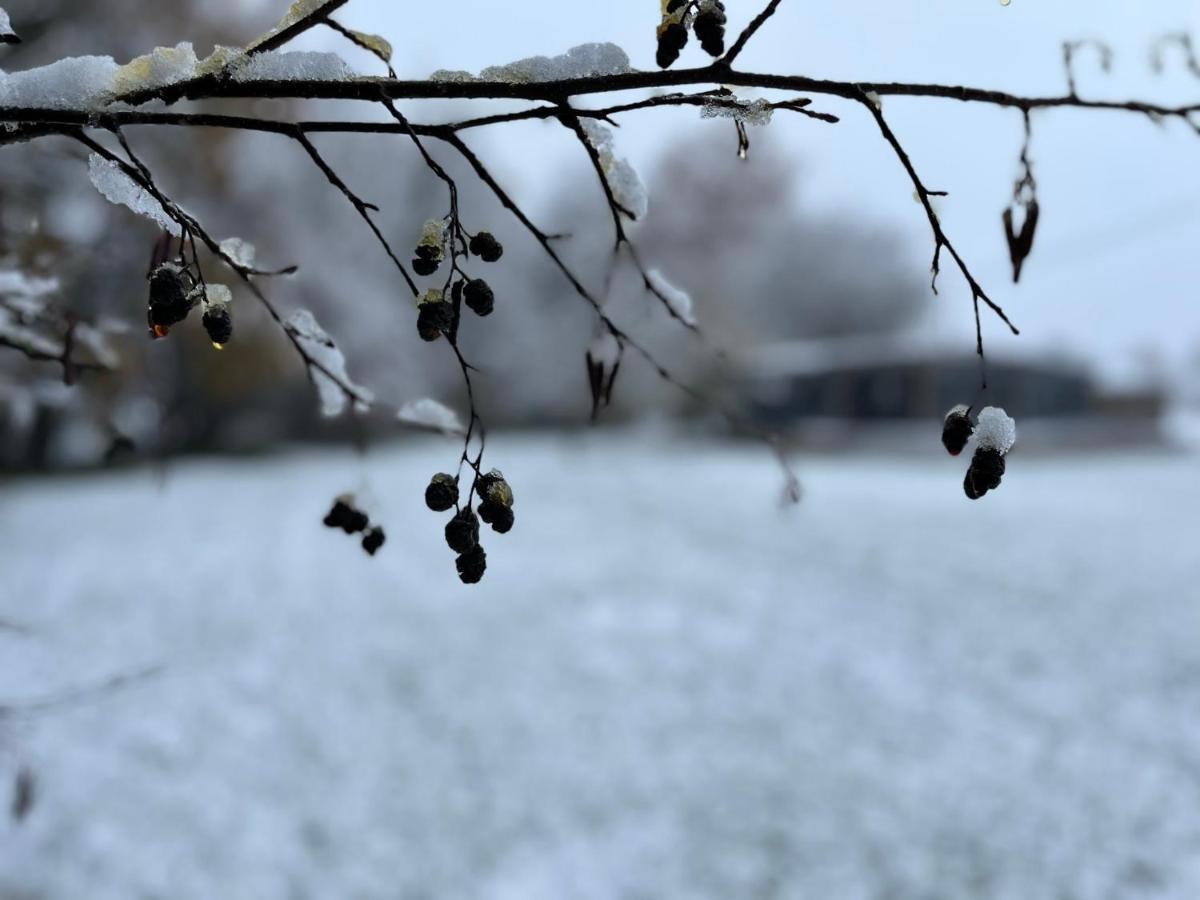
<box><xmin>722</xmin><ymin>0</ymin><xmax>786</xmax><ymax>66</ymax></box>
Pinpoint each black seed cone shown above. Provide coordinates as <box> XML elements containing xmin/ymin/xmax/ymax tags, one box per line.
<box><xmin>415</xmin><ymin>244</ymin><xmax>441</xmax><ymax>262</ymax></box>
<box><xmin>964</xmin><ymin>447</ymin><xmax>1006</xmax><ymax>500</ymax></box>
<box><xmin>479</xmin><ymin>500</ymin><xmax>514</xmax><ymax>534</ymax></box>
<box><xmin>942</xmin><ymin>410</ymin><xmax>974</xmax><ymax>456</ymax></box>
<box><xmin>361</xmin><ymin>526</ymin><xmax>386</xmax><ymax>556</ymax></box>
<box><xmin>456</xmin><ymin>545</ymin><xmax>487</xmax><ymax>584</ymax></box>
<box><xmin>324</xmin><ymin>499</ymin><xmax>368</xmax><ymax>533</ymax></box>
<box><xmin>425</xmin><ymin>474</ymin><xmax>459</xmax><ymax>512</ymax></box>
<box><xmin>694</xmin><ymin>11</ymin><xmax>726</xmax><ymax>56</ymax></box>
<box><xmin>469</xmin><ymin>232</ymin><xmax>504</xmax><ymax>262</ymax></box>
<box><xmin>478</xmin><ymin>470</ymin><xmax>514</xmax><ymax>508</ymax></box>
<box><xmin>412</xmin><ymin>256</ymin><xmax>440</xmax><ymax>277</ymax></box>
<box><xmin>463</xmin><ymin>279</ymin><xmax>494</xmax><ymax>317</ymax></box>
<box><xmin>148</xmin><ymin>266</ymin><xmax>192</xmax><ymax>328</ymax></box>
<box><xmin>202</xmin><ymin>305</ymin><xmax>233</xmax><ymax>345</ymax></box>
<box><xmin>656</xmin><ymin>22</ymin><xmax>688</xmax><ymax>68</ymax></box>
<box><xmin>417</xmin><ymin>301</ymin><xmax>453</xmax><ymax>341</ymax></box>
<box><xmin>445</xmin><ymin>509</ymin><xmax>480</xmax><ymax>554</ymax></box>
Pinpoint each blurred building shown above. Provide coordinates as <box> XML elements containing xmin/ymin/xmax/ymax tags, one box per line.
<box><xmin>737</xmin><ymin>333</ymin><xmax>1165</xmax><ymax>450</ymax></box>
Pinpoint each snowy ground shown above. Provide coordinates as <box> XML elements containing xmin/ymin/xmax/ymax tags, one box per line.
<box><xmin>1</xmin><ymin>432</ymin><xmax>1198</xmax><ymax>899</ymax></box>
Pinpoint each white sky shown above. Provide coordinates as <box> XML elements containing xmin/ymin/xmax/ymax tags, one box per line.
<box><xmin>295</xmin><ymin>0</ymin><xmax>1200</xmax><ymax>384</ymax></box>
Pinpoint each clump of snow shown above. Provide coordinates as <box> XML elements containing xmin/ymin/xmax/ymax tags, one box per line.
<box><xmin>417</xmin><ymin>220</ymin><xmax>446</xmax><ymax>260</ymax></box>
<box><xmin>428</xmin><ymin>69</ymin><xmax>477</xmax><ymax>83</ymax></box>
<box><xmin>581</xmin><ymin>120</ymin><xmax>648</xmax><ymax>220</ymax></box>
<box><xmin>975</xmin><ymin>406</ymin><xmax>1017</xmax><ymax>453</ymax></box>
<box><xmin>200</xmin><ymin>284</ymin><xmax>233</xmax><ymax>308</ymax></box>
<box><xmin>0</xmin><ymin>55</ymin><xmax>119</xmax><ymax>109</ymax></box>
<box><xmin>231</xmin><ymin>50</ymin><xmax>355</xmax><ymax>83</ymax></box>
<box><xmin>646</xmin><ymin>269</ymin><xmax>696</xmax><ymax>326</ymax></box>
<box><xmin>219</xmin><ymin>238</ymin><xmax>257</xmax><ymax>269</ymax></box>
<box><xmin>283</xmin><ymin>309</ymin><xmax>373</xmax><ymax>418</ymax></box>
<box><xmin>111</xmin><ymin>43</ymin><xmax>198</xmax><ymax>97</ymax></box>
<box><xmin>418</xmin><ymin>288</ymin><xmax>444</xmax><ymax>306</ymax></box>
<box><xmin>0</xmin><ymin>7</ymin><xmax>17</xmax><ymax>42</ymax></box>
<box><xmin>480</xmin><ymin>42</ymin><xmax>632</xmax><ymax>84</ymax></box>
<box><xmin>701</xmin><ymin>96</ymin><xmax>774</xmax><ymax>126</ymax></box>
<box><xmin>0</xmin><ymin>44</ymin><xmax>259</xmax><ymax>109</ymax></box>
<box><xmin>87</xmin><ymin>153</ymin><xmax>181</xmax><ymax>236</ymax></box>
<box><xmin>433</xmin><ymin>42</ymin><xmax>632</xmax><ymax>84</ymax></box>
<box><xmin>397</xmin><ymin>398</ymin><xmax>465</xmax><ymax>435</ymax></box>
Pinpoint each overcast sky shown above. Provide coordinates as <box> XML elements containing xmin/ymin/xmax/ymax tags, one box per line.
<box><xmin>287</xmin><ymin>0</ymin><xmax>1200</xmax><ymax>384</ymax></box>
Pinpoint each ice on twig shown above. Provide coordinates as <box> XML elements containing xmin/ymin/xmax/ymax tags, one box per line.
<box><xmin>976</xmin><ymin>406</ymin><xmax>1017</xmax><ymax>453</ymax></box>
<box><xmin>219</xmin><ymin>238</ymin><xmax>257</xmax><ymax>269</ymax></box>
<box><xmin>433</xmin><ymin>42</ymin><xmax>632</xmax><ymax>84</ymax></box>
<box><xmin>581</xmin><ymin>120</ymin><xmax>648</xmax><ymax>220</ymax></box>
<box><xmin>111</xmin><ymin>43</ymin><xmax>199</xmax><ymax>96</ymax></box>
<box><xmin>283</xmin><ymin>309</ymin><xmax>373</xmax><ymax>418</ymax></box>
<box><xmin>87</xmin><ymin>153</ymin><xmax>181</xmax><ymax>236</ymax></box>
<box><xmin>646</xmin><ymin>269</ymin><xmax>696</xmax><ymax>326</ymax></box>
<box><xmin>0</xmin><ymin>55</ymin><xmax>119</xmax><ymax>109</ymax></box>
<box><xmin>231</xmin><ymin>50</ymin><xmax>355</xmax><ymax>83</ymax></box>
<box><xmin>397</xmin><ymin>398</ymin><xmax>466</xmax><ymax>435</ymax></box>
<box><xmin>701</xmin><ymin>96</ymin><xmax>774</xmax><ymax>126</ymax></box>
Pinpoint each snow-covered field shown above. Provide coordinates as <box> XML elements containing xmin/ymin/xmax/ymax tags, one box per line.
<box><xmin>1</xmin><ymin>432</ymin><xmax>1198</xmax><ymax>899</ymax></box>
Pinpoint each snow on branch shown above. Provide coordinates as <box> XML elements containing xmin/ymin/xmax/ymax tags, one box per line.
<box><xmin>431</xmin><ymin>42</ymin><xmax>633</xmax><ymax>84</ymax></box>
<box><xmin>397</xmin><ymin>398</ymin><xmax>467</xmax><ymax>436</ymax></box>
<box><xmin>0</xmin><ymin>6</ymin><xmax>20</xmax><ymax>44</ymax></box>
<box><xmin>282</xmin><ymin>309</ymin><xmax>373</xmax><ymax>418</ymax></box>
<box><xmin>87</xmin><ymin>153</ymin><xmax>182</xmax><ymax>235</ymax></box>
<box><xmin>579</xmin><ymin>120</ymin><xmax>648</xmax><ymax>221</ymax></box>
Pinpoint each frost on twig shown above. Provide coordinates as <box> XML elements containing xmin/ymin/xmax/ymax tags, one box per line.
<box><xmin>283</xmin><ymin>309</ymin><xmax>373</xmax><ymax>417</ymax></box>
<box><xmin>87</xmin><ymin>153</ymin><xmax>181</xmax><ymax>236</ymax></box>
<box><xmin>701</xmin><ymin>95</ymin><xmax>774</xmax><ymax>125</ymax></box>
<box><xmin>431</xmin><ymin>42</ymin><xmax>632</xmax><ymax>84</ymax></box>
<box><xmin>397</xmin><ymin>398</ymin><xmax>466</xmax><ymax>436</ymax></box>
<box><xmin>646</xmin><ymin>269</ymin><xmax>696</xmax><ymax>326</ymax></box>
<box><xmin>580</xmin><ymin>120</ymin><xmax>648</xmax><ymax>220</ymax></box>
